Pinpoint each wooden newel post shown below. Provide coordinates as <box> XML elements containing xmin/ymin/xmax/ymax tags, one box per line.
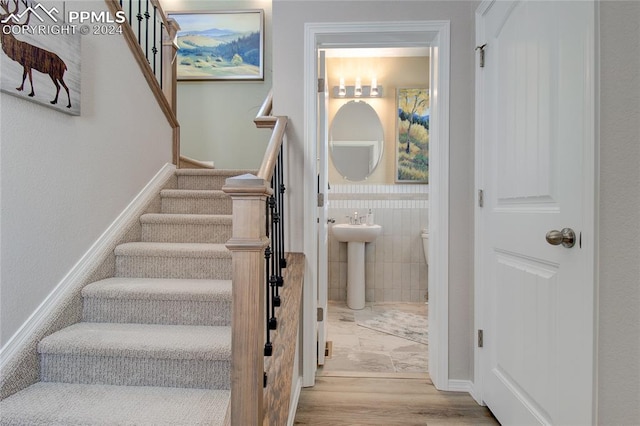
<box><xmin>163</xmin><ymin>17</ymin><xmax>180</xmax><ymax>167</ymax></box>
<box><xmin>223</xmin><ymin>174</ymin><xmax>271</xmax><ymax>426</ymax></box>
<box><xmin>162</xmin><ymin>18</ymin><xmax>179</xmax><ymax>114</ymax></box>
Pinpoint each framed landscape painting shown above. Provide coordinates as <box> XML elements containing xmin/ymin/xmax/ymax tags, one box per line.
<box><xmin>396</xmin><ymin>87</ymin><xmax>429</xmax><ymax>183</ymax></box>
<box><xmin>169</xmin><ymin>10</ymin><xmax>264</xmax><ymax>81</ymax></box>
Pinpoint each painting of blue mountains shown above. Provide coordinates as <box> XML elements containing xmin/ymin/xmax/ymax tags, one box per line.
<box><xmin>170</xmin><ymin>10</ymin><xmax>263</xmax><ymax>80</ymax></box>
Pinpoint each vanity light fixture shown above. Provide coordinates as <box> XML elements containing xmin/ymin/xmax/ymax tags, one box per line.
<box><xmin>331</xmin><ymin>77</ymin><xmax>383</xmax><ymax>98</ymax></box>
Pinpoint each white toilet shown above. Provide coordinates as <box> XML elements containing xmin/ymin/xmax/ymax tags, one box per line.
<box><xmin>421</xmin><ymin>228</ymin><xmax>429</xmax><ymax>266</ymax></box>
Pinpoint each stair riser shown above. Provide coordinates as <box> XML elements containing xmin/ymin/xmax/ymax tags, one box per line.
<box><xmin>161</xmin><ymin>198</ymin><xmax>232</xmax><ymax>215</ymax></box>
<box><xmin>177</xmin><ymin>175</ymin><xmax>228</xmax><ymax>190</ymax></box>
<box><xmin>115</xmin><ymin>256</ymin><xmax>232</xmax><ymax>280</ymax></box>
<box><xmin>83</xmin><ymin>299</ymin><xmax>231</xmax><ymax>326</ymax></box>
<box><xmin>141</xmin><ymin>223</ymin><xmax>232</xmax><ymax>244</ymax></box>
<box><xmin>40</xmin><ymin>355</ymin><xmax>230</xmax><ymax>389</ymax></box>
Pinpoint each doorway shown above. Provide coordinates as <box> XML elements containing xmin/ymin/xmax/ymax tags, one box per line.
<box><xmin>302</xmin><ymin>21</ymin><xmax>451</xmax><ymax>390</ymax></box>
<box><xmin>319</xmin><ymin>47</ymin><xmax>431</xmax><ymax>376</ymax></box>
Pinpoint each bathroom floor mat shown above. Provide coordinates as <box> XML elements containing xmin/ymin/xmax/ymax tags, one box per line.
<box><xmin>356</xmin><ymin>309</ymin><xmax>428</xmax><ymax>345</ymax></box>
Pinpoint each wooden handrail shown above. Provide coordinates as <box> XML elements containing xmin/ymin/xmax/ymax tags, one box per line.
<box><xmin>254</xmin><ymin>91</ymin><xmax>277</xmax><ymax>129</ymax></box>
<box><xmin>257</xmin><ymin>117</ymin><xmax>288</xmax><ymax>182</ymax></box>
<box><xmin>255</xmin><ymin>91</ymin><xmax>288</xmax><ymax>182</ymax></box>
<box><xmin>104</xmin><ymin>0</ymin><xmax>180</xmax><ymax>166</ymax></box>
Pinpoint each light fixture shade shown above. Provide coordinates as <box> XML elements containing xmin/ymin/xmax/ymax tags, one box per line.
<box><xmin>338</xmin><ymin>78</ymin><xmax>346</xmax><ymax>97</ymax></box>
<box><xmin>370</xmin><ymin>77</ymin><xmax>378</xmax><ymax>96</ymax></box>
<box><xmin>354</xmin><ymin>77</ymin><xmax>362</xmax><ymax>97</ymax></box>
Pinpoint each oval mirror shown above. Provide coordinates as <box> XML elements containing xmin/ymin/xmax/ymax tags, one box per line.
<box><xmin>329</xmin><ymin>101</ymin><xmax>384</xmax><ymax>181</ymax></box>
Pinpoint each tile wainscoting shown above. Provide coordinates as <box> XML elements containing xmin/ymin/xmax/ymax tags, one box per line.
<box><xmin>327</xmin><ymin>184</ymin><xmax>428</xmax><ymax>303</ymax></box>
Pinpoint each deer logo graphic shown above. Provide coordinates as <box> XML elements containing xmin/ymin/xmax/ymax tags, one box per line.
<box><xmin>0</xmin><ymin>0</ymin><xmax>72</xmax><ymax>108</ymax></box>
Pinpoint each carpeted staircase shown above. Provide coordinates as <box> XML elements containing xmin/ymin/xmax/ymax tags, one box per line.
<box><xmin>0</xmin><ymin>168</ymin><xmax>252</xmax><ymax>425</ymax></box>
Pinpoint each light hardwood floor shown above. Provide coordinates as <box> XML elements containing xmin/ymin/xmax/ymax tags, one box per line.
<box><xmin>294</xmin><ymin>301</ymin><xmax>498</xmax><ymax>425</ymax></box>
<box><xmin>294</xmin><ymin>372</ymin><xmax>499</xmax><ymax>425</ymax></box>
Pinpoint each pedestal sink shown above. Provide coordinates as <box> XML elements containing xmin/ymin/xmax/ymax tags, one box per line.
<box><xmin>332</xmin><ymin>224</ymin><xmax>382</xmax><ymax>309</ymax></box>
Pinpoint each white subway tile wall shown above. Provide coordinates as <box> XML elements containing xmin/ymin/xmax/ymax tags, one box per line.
<box><xmin>327</xmin><ymin>184</ymin><xmax>429</xmax><ymax>303</ymax></box>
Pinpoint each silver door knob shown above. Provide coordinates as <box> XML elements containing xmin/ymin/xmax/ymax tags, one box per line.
<box><xmin>545</xmin><ymin>228</ymin><xmax>576</xmax><ymax>248</ymax></box>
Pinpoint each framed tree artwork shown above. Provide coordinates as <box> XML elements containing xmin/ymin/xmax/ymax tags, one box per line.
<box><xmin>396</xmin><ymin>87</ymin><xmax>429</xmax><ymax>183</ymax></box>
<box><xmin>0</xmin><ymin>0</ymin><xmax>81</xmax><ymax>115</ymax></box>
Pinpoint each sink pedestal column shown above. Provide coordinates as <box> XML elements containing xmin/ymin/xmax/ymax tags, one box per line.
<box><xmin>346</xmin><ymin>242</ymin><xmax>366</xmax><ymax>310</ymax></box>
<box><xmin>331</xmin><ymin>224</ymin><xmax>381</xmax><ymax>310</ymax></box>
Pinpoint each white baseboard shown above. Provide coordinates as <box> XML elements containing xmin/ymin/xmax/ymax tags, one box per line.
<box><xmin>468</xmin><ymin>381</ymin><xmax>483</xmax><ymax>405</ymax></box>
<box><xmin>447</xmin><ymin>379</ymin><xmax>475</xmax><ymax>394</ymax></box>
<box><xmin>447</xmin><ymin>379</ymin><xmax>483</xmax><ymax>406</ymax></box>
<box><xmin>287</xmin><ymin>376</ymin><xmax>303</xmax><ymax>426</ymax></box>
<box><xmin>0</xmin><ymin>163</ymin><xmax>176</xmax><ymax>369</ymax></box>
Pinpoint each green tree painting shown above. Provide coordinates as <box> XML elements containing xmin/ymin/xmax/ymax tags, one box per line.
<box><xmin>396</xmin><ymin>88</ymin><xmax>429</xmax><ymax>182</ymax></box>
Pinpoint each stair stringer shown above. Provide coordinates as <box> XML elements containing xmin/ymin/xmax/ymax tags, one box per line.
<box><xmin>0</xmin><ymin>163</ymin><xmax>177</xmax><ymax>400</ymax></box>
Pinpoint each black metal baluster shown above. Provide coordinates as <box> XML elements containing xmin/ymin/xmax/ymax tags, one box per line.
<box><xmin>144</xmin><ymin>0</ymin><xmax>150</xmax><ymax>63</ymax></box>
<box><xmin>264</xmin><ymin>245</ymin><xmax>273</xmax><ymax>357</ymax></box>
<box><xmin>152</xmin><ymin>6</ymin><xmax>158</xmax><ymax>75</ymax></box>
<box><xmin>160</xmin><ymin>21</ymin><xmax>164</xmax><ymax>89</ymax></box>
<box><xmin>278</xmin><ymin>145</ymin><xmax>287</xmax><ymax>270</ymax></box>
<box><xmin>136</xmin><ymin>0</ymin><xmax>142</xmax><ymax>48</ymax></box>
<box><xmin>269</xmin><ymin>191</ymin><xmax>280</xmax><ymax>302</ymax></box>
<box><xmin>268</xmin><ymin>194</ymin><xmax>279</xmax><ymax>330</ymax></box>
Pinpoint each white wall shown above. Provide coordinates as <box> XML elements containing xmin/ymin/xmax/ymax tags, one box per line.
<box><xmin>272</xmin><ymin>0</ymin><xmax>477</xmax><ymax>380</ymax></box>
<box><xmin>0</xmin><ymin>1</ymin><xmax>173</xmax><ymax>346</ymax></box>
<box><xmin>598</xmin><ymin>2</ymin><xmax>640</xmax><ymax>423</ymax></box>
<box><xmin>160</xmin><ymin>0</ymin><xmax>272</xmax><ymax>169</ymax></box>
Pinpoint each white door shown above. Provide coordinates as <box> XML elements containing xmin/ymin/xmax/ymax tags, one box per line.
<box><xmin>476</xmin><ymin>1</ymin><xmax>596</xmax><ymax>424</ymax></box>
<box><xmin>317</xmin><ymin>50</ymin><xmax>329</xmax><ymax>366</ymax></box>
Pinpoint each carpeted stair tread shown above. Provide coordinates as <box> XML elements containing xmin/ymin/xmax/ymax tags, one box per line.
<box><xmin>160</xmin><ymin>189</ymin><xmax>232</xmax><ymax>215</ymax></box>
<box><xmin>175</xmin><ymin>168</ymin><xmax>257</xmax><ymax>177</ymax></box>
<box><xmin>160</xmin><ymin>189</ymin><xmax>229</xmax><ymax>199</ymax></box>
<box><xmin>114</xmin><ymin>242</ymin><xmax>232</xmax><ymax>279</ymax></box>
<box><xmin>81</xmin><ymin>278</ymin><xmax>232</xmax><ymax>326</ymax></box>
<box><xmin>176</xmin><ymin>168</ymin><xmax>258</xmax><ymax>190</ymax></box>
<box><xmin>140</xmin><ymin>214</ymin><xmax>232</xmax><ymax>243</ymax></box>
<box><xmin>82</xmin><ymin>277</ymin><xmax>232</xmax><ymax>301</ymax></box>
<box><xmin>140</xmin><ymin>213</ymin><xmax>232</xmax><ymax>225</ymax></box>
<box><xmin>115</xmin><ymin>242</ymin><xmax>231</xmax><ymax>258</ymax></box>
<box><xmin>0</xmin><ymin>382</ymin><xmax>229</xmax><ymax>425</ymax></box>
<box><xmin>39</xmin><ymin>322</ymin><xmax>231</xmax><ymax>360</ymax></box>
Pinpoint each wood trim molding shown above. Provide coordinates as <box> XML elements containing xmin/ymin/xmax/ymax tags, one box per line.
<box><xmin>263</xmin><ymin>253</ymin><xmax>305</xmax><ymax>426</ymax></box>
<box><xmin>179</xmin><ymin>155</ymin><xmax>214</xmax><ymax>169</ymax></box>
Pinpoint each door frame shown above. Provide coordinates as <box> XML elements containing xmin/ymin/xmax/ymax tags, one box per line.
<box><xmin>473</xmin><ymin>0</ymin><xmax>599</xmax><ymax>413</ymax></box>
<box><xmin>302</xmin><ymin>20</ymin><xmax>451</xmax><ymax>390</ymax></box>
